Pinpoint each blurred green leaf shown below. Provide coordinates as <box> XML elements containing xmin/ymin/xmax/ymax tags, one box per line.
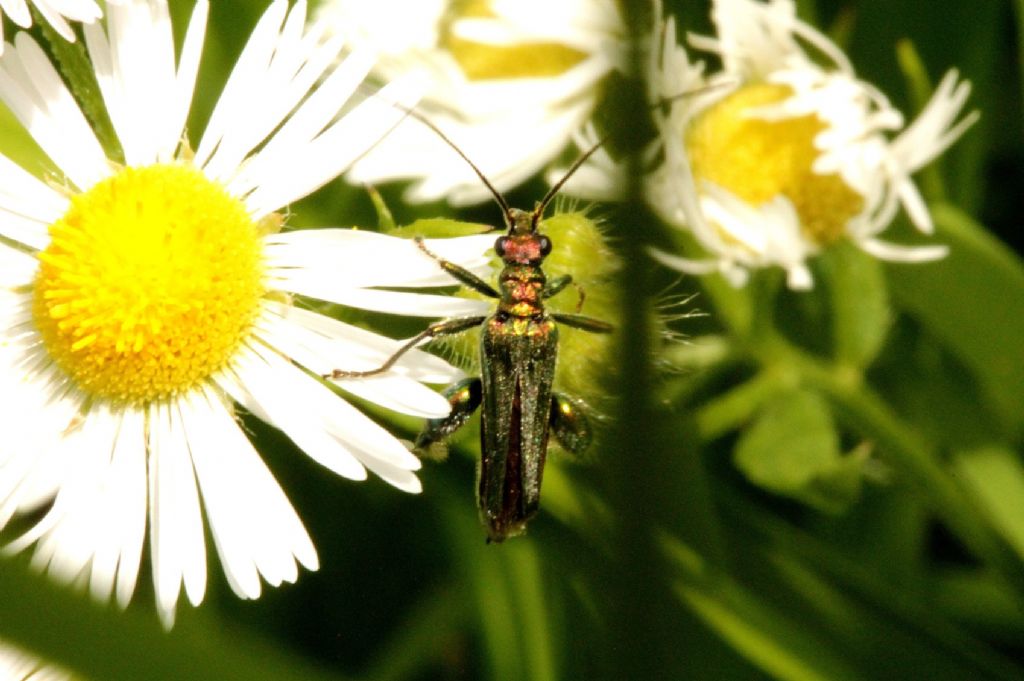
<box><xmin>0</xmin><ymin>557</ymin><xmax>350</xmax><ymax>681</ymax></box>
<box><xmin>734</xmin><ymin>389</ymin><xmax>863</xmax><ymax>512</ymax></box>
<box><xmin>721</xmin><ymin>494</ymin><xmax>1024</xmax><ymax>681</ymax></box>
<box><xmin>818</xmin><ymin>241</ymin><xmax>891</xmax><ymax>368</ymax></box>
<box><xmin>933</xmin><ymin>568</ymin><xmax>1024</xmax><ymax>642</ymax></box>
<box><xmin>868</xmin><ymin>317</ymin><xmax>1004</xmax><ymax>450</ymax></box>
<box><xmin>443</xmin><ymin>496</ymin><xmax>562</xmax><ymax>681</ymax></box>
<box><xmin>954</xmin><ymin>446</ymin><xmax>1024</xmax><ymax>563</ymax></box>
<box><xmin>663</xmin><ymin>538</ymin><xmax>865</xmax><ymax>681</ymax></box>
<box><xmin>888</xmin><ymin>203</ymin><xmax>1024</xmax><ymax>437</ymax></box>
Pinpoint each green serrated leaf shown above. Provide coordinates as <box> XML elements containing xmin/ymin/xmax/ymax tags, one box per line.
<box><xmin>888</xmin><ymin>203</ymin><xmax>1024</xmax><ymax>437</ymax></box>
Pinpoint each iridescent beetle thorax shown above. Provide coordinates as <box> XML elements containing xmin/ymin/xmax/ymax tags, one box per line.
<box><xmin>495</xmin><ymin>208</ymin><xmax>552</xmax><ymax>318</ymax></box>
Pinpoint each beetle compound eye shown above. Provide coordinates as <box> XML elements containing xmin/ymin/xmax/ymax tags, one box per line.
<box><xmin>539</xmin><ymin>236</ymin><xmax>552</xmax><ymax>256</ymax></box>
<box><xmin>495</xmin><ymin>236</ymin><xmax>509</xmax><ymax>257</ymax></box>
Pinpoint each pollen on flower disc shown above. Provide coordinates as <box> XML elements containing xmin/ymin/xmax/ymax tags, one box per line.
<box><xmin>686</xmin><ymin>83</ymin><xmax>864</xmax><ymax>246</ymax></box>
<box><xmin>33</xmin><ymin>164</ymin><xmax>265</xmax><ymax>404</ymax></box>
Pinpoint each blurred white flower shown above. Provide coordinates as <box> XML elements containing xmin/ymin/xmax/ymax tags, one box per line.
<box><xmin>0</xmin><ymin>639</ymin><xmax>74</xmax><ymax>681</ymax></box>
<box><xmin>0</xmin><ymin>0</ymin><xmax>101</xmax><ymax>48</ymax></box>
<box><xmin>646</xmin><ymin>0</ymin><xmax>977</xmax><ymax>288</ymax></box>
<box><xmin>316</xmin><ymin>0</ymin><xmax>625</xmax><ymax>205</ymax></box>
<box><xmin>565</xmin><ymin>0</ymin><xmax>976</xmax><ymax>289</ymax></box>
<box><xmin>0</xmin><ymin>0</ymin><xmax>493</xmax><ymax>627</ymax></box>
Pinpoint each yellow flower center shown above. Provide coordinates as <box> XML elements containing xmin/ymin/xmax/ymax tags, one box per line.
<box><xmin>32</xmin><ymin>163</ymin><xmax>266</xmax><ymax>404</ymax></box>
<box><xmin>441</xmin><ymin>0</ymin><xmax>587</xmax><ymax>80</ymax></box>
<box><xmin>686</xmin><ymin>82</ymin><xmax>864</xmax><ymax>246</ymax></box>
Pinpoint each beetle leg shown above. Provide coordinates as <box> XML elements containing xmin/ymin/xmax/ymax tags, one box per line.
<box><xmin>551</xmin><ymin>312</ymin><xmax>613</xmax><ymax>334</ymax></box>
<box><xmin>549</xmin><ymin>393</ymin><xmax>592</xmax><ymax>458</ymax></box>
<box><xmin>416</xmin><ymin>237</ymin><xmax>499</xmax><ymax>298</ymax></box>
<box><xmin>415</xmin><ymin>377</ymin><xmax>483</xmax><ymax>453</ymax></box>
<box><xmin>327</xmin><ymin>315</ymin><xmax>486</xmax><ymax>379</ymax></box>
<box><xmin>542</xmin><ymin>273</ymin><xmax>573</xmax><ymax>299</ymax></box>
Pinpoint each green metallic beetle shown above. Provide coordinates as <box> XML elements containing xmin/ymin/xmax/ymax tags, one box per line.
<box><xmin>329</xmin><ymin>124</ymin><xmax>612</xmax><ymax>542</ymax></box>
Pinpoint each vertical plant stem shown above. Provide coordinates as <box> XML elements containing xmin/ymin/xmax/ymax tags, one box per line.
<box><xmin>1014</xmin><ymin>0</ymin><xmax>1024</xmax><ymax>117</ymax></box>
<box><xmin>600</xmin><ymin>0</ymin><xmax>726</xmax><ymax>677</ymax></box>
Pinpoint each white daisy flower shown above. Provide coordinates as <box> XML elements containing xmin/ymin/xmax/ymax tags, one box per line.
<box><xmin>644</xmin><ymin>0</ymin><xmax>978</xmax><ymax>289</ymax></box>
<box><xmin>315</xmin><ymin>0</ymin><xmax>625</xmax><ymax>205</ymax></box>
<box><xmin>0</xmin><ymin>0</ymin><xmax>101</xmax><ymax>48</ymax></box>
<box><xmin>0</xmin><ymin>0</ymin><xmax>494</xmax><ymax>627</ymax></box>
<box><xmin>0</xmin><ymin>639</ymin><xmax>74</xmax><ymax>681</ymax></box>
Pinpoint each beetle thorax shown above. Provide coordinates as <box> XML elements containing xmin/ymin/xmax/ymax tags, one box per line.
<box><xmin>498</xmin><ymin>264</ymin><xmax>546</xmax><ymax>316</ymax></box>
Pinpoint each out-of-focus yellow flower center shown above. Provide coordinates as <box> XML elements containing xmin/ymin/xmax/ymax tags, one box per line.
<box><xmin>32</xmin><ymin>164</ymin><xmax>266</xmax><ymax>404</ymax></box>
<box><xmin>686</xmin><ymin>83</ymin><xmax>864</xmax><ymax>246</ymax></box>
<box><xmin>441</xmin><ymin>0</ymin><xmax>587</xmax><ymax>80</ymax></box>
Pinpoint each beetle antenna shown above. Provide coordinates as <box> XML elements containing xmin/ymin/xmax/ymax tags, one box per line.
<box><xmin>535</xmin><ymin>83</ymin><xmax>731</xmax><ymax>222</ymax></box>
<box><xmin>363</xmin><ymin>88</ymin><xmax>513</xmax><ymax>220</ymax></box>
<box><xmin>534</xmin><ymin>132</ymin><xmax>610</xmax><ymax>222</ymax></box>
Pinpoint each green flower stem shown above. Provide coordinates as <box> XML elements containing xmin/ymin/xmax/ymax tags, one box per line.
<box><xmin>776</xmin><ymin>343</ymin><xmax>1024</xmax><ymax>599</ymax></box>
<box><xmin>1015</xmin><ymin>0</ymin><xmax>1024</xmax><ymax>120</ymax></box>
<box><xmin>31</xmin><ymin>7</ymin><xmax>124</xmax><ymax>163</ymax></box>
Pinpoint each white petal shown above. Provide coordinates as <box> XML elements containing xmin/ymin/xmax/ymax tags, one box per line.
<box><xmin>242</xmin><ymin>72</ymin><xmax>426</xmax><ymax>216</ymax></box>
<box><xmin>148</xmin><ymin>400</ymin><xmax>207</xmax><ymax>627</ymax></box>
<box><xmin>270</xmin><ymin>272</ymin><xmax>493</xmax><ymax>317</ymax></box>
<box><xmin>112</xmin><ymin>407</ymin><xmax>148</xmax><ymax>609</ymax></box>
<box><xmin>254</xmin><ymin>309</ymin><xmax>457</xmax><ymax>419</ymax></box>
<box><xmin>859</xmin><ymin>238</ymin><xmax>949</xmax><ymax>263</ymax></box>
<box><xmin>184</xmin><ymin>387</ymin><xmax>316</xmax><ymax>599</ymax></box>
<box><xmin>165</xmin><ymin>0</ymin><xmax>209</xmax><ymax>161</ymax></box>
<box><xmin>0</xmin><ymin>33</ymin><xmax>109</xmax><ymax>190</ymax></box>
<box><xmin>193</xmin><ymin>0</ymin><xmax>290</xmax><ymax>169</ymax></box>
<box><xmin>263</xmin><ymin>230</ymin><xmax>494</xmax><ymax>289</ymax></box>
<box><xmin>224</xmin><ymin>343</ymin><xmax>423</xmax><ymax>480</ymax></box>
<box><xmin>648</xmin><ymin>247</ymin><xmax>721</xmax><ymax>276</ymax></box>
<box><xmin>258</xmin><ymin>300</ymin><xmax>463</xmax><ymax>383</ymax></box>
<box><xmin>1</xmin><ymin>0</ymin><xmax>31</xmax><ymax>27</ymax></box>
<box><xmin>224</xmin><ymin>45</ymin><xmax>375</xmax><ymax>204</ymax></box>
<box><xmin>0</xmin><ymin>152</ymin><xmax>67</xmax><ymax>248</ymax></box>
<box><xmin>217</xmin><ymin>345</ymin><xmax>368</xmax><ymax>481</ymax></box>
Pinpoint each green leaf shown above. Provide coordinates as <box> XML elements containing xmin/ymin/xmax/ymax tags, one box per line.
<box><xmin>954</xmin><ymin>447</ymin><xmax>1024</xmax><ymax>563</ymax></box>
<box><xmin>887</xmin><ymin>204</ymin><xmax>1024</xmax><ymax>437</ymax></box>
<box><xmin>663</xmin><ymin>538</ymin><xmax>866</xmax><ymax>681</ymax></box>
<box><xmin>817</xmin><ymin>241</ymin><xmax>891</xmax><ymax>368</ymax></box>
<box><xmin>867</xmin><ymin>317</ymin><xmax>1003</xmax><ymax>450</ymax></box>
<box><xmin>0</xmin><ymin>557</ymin><xmax>351</xmax><ymax>681</ymax></box>
<box><xmin>388</xmin><ymin>217</ymin><xmax>491</xmax><ymax>238</ymax></box>
<box><xmin>734</xmin><ymin>389</ymin><xmax>863</xmax><ymax>513</ymax></box>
